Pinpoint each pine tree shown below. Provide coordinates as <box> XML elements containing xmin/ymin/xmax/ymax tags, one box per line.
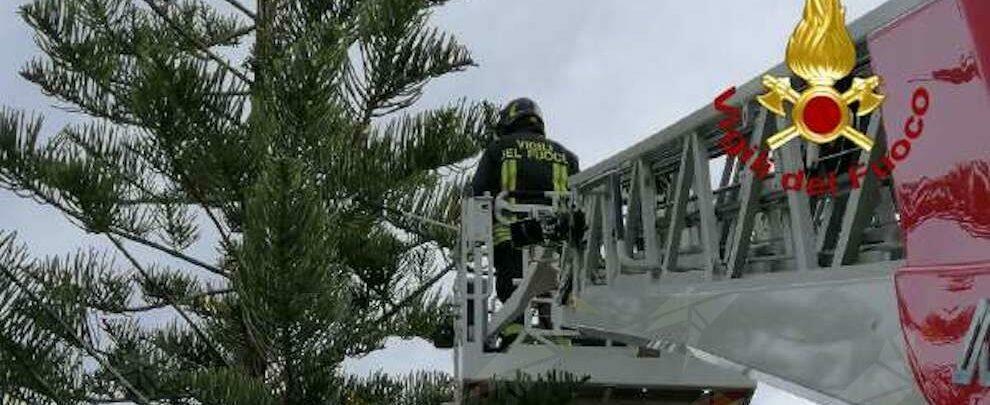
<box><xmin>0</xmin><ymin>0</ymin><xmax>494</xmax><ymax>402</ymax></box>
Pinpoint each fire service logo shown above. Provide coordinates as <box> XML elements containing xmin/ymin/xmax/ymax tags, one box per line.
<box><xmin>713</xmin><ymin>0</ymin><xmax>925</xmax><ymax>198</ymax></box>
<box><xmin>757</xmin><ymin>0</ymin><xmax>884</xmax><ymax>151</ymax></box>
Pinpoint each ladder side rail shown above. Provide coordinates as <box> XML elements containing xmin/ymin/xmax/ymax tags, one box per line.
<box><xmin>717</xmin><ymin>153</ymin><xmax>740</xmax><ymax>261</ymax></box>
<box><xmin>871</xmin><ymin>184</ymin><xmax>903</xmax><ymax>259</ymax></box>
<box><xmin>476</xmin><ymin>233</ymin><xmax>492</xmax><ymax>345</ymax></box>
<box><xmin>623</xmin><ymin>163</ymin><xmax>642</xmax><ymax>259</ymax></box>
<box><xmin>809</xmin><ymin>141</ymin><xmax>862</xmax><ymax>262</ymax></box>
<box><xmin>455</xmin><ymin>202</ymin><xmax>469</xmax><ymax>346</ymax></box>
<box><xmin>832</xmin><ymin>112</ymin><xmax>887</xmax><ymax>267</ymax></box>
<box><xmin>661</xmin><ymin>137</ymin><xmax>695</xmax><ymax>277</ymax></box>
<box><xmin>456</xmin><ymin>200</ymin><xmax>475</xmax><ymax>345</ymax></box>
<box><xmin>637</xmin><ymin>159</ymin><xmax>663</xmax><ymax>268</ymax></box>
<box><xmin>603</xmin><ymin>176</ymin><xmax>621</xmax><ymax>283</ymax></box>
<box><xmin>614</xmin><ymin>162</ymin><xmax>661</xmax><ymax>270</ymax></box>
<box><xmin>816</xmin><ymin>193</ymin><xmax>849</xmax><ymax>262</ymax></box>
<box><xmin>689</xmin><ymin>132</ymin><xmax>724</xmax><ymax>279</ymax></box>
<box><xmin>726</xmin><ymin>107</ymin><xmax>773</xmax><ymax>277</ymax></box>
<box><xmin>455</xmin><ymin>196</ymin><xmax>495</xmax><ymax>380</ymax></box>
<box><xmin>582</xmin><ymin>189</ymin><xmax>605</xmax><ymax>286</ymax></box>
<box><xmin>774</xmin><ymin>116</ymin><xmax>820</xmax><ymax>271</ymax></box>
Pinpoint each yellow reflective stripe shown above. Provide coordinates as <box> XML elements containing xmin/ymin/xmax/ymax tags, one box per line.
<box><xmin>562</xmin><ymin>164</ymin><xmax>569</xmax><ymax>190</ymax></box>
<box><xmin>494</xmin><ymin>224</ymin><xmax>511</xmax><ymax>244</ymax></box>
<box><xmin>503</xmin><ymin>159</ymin><xmax>517</xmax><ymax>204</ymax></box>
<box><xmin>501</xmin><ymin>160</ymin><xmax>518</xmax><ymax>192</ymax></box>
<box><xmin>553</xmin><ymin>163</ymin><xmax>568</xmax><ymax>192</ymax></box>
<box><xmin>501</xmin><ymin>160</ymin><xmax>511</xmax><ymax>192</ymax></box>
<box><xmin>497</xmin><ymin>159</ymin><xmax>519</xmax><ymax>245</ymax></box>
<box><xmin>503</xmin><ymin>323</ymin><xmax>524</xmax><ymax>336</ymax></box>
<box><xmin>507</xmin><ymin>160</ymin><xmax>517</xmax><ymax>193</ymax></box>
<box><xmin>552</xmin><ymin>164</ymin><xmax>559</xmax><ymax>191</ymax></box>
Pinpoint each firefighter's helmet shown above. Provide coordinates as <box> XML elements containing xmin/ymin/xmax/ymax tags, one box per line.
<box><xmin>496</xmin><ymin>98</ymin><xmax>544</xmax><ymax>135</ymax></box>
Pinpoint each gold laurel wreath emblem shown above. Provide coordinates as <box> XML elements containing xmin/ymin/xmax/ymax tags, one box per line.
<box><xmin>758</xmin><ymin>0</ymin><xmax>885</xmax><ymax>151</ymax></box>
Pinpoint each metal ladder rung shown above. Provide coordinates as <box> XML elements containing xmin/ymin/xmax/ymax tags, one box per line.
<box><xmin>747</xmin><ymin>254</ymin><xmax>794</xmax><ymax>263</ymax></box>
<box><xmin>862</xmin><ymin>242</ymin><xmax>903</xmax><ymax>252</ymax></box>
<box><xmin>525</xmin><ymin>329</ymin><xmax>581</xmax><ymax>338</ymax></box>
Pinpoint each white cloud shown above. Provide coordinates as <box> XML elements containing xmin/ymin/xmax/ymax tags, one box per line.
<box><xmin>343</xmin><ymin>337</ymin><xmax>452</xmax><ymax>377</ymax></box>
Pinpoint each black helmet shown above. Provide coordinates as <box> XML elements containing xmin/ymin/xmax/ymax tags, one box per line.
<box><xmin>496</xmin><ymin>98</ymin><xmax>544</xmax><ymax>135</ymax></box>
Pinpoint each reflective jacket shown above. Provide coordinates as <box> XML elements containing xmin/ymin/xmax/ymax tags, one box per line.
<box><xmin>471</xmin><ymin>130</ymin><xmax>579</xmax><ymax>244</ymax></box>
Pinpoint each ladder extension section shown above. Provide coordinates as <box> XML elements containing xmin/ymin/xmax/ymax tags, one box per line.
<box><xmin>558</xmin><ymin>0</ymin><xmax>933</xmax><ymax>404</ymax></box>
<box><xmin>453</xmin><ymin>1</ymin><xmax>942</xmax><ymax>404</ymax></box>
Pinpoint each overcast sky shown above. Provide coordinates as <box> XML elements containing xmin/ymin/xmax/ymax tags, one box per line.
<box><xmin>0</xmin><ymin>0</ymin><xmax>891</xmax><ymax>403</ymax></box>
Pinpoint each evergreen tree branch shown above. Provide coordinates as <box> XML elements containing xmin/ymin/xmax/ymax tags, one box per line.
<box><xmin>356</xmin><ymin>4</ymin><xmax>475</xmax><ymax>119</ymax></box>
<box><xmin>4</xmin><ymin>176</ymin><xmax>220</xmax><ymax>278</ymax></box>
<box><xmin>376</xmin><ymin>261</ymin><xmax>454</xmax><ymax>324</ymax></box>
<box><xmin>383</xmin><ymin>174</ymin><xmax>469</xmax><ymax>248</ymax></box>
<box><xmin>0</xmin><ymin>335</ymin><xmax>66</xmax><ymax>404</ymax></box>
<box><xmin>0</xmin><ymin>109</ymin><xmax>225</xmax><ymax>277</ymax></box>
<box><xmin>359</xmin><ymin>197</ymin><xmax>457</xmax><ymax>245</ymax></box>
<box><xmin>110</xmin><ymin>230</ymin><xmax>226</xmax><ymax>276</ymax></box>
<box><xmin>139</xmin><ymin>0</ymin><xmax>253</xmax><ymax>84</ymax></box>
<box><xmin>20</xmin><ymin>60</ymin><xmax>140</xmax><ymax>127</ymax></box>
<box><xmin>3</xmin><ymin>175</ymin><xmax>214</xmax><ymax>277</ymax></box>
<box><xmin>104</xmin><ymin>189</ymin><xmax>235</xmax><ymax>277</ymax></box>
<box><xmin>32</xmin><ymin>184</ymin><xmax>222</xmax><ymax>279</ymax></box>
<box><xmin>0</xmin><ymin>235</ymin><xmax>152</xmax><ymax>405</ymax></box>
<box><xmin>106</xmin><ymin>235</ymin><xmax>232</xmax><ymax>368</ymax></box>
<box><xmin>170</xmin><ymin>170</ymin><xmax>236</xmax><ymax>262</ymax></box>
<box><xmin>82</xmin><ymin>396</ymin><xmax>131</xmax><ymax>403</ymax></box>
<box><xmin>199</xmin><ymin>202</ymin><xmax>235</xmax><ymax>249</ymax></box>
<box><xmin>120</xmin><ymin>288</ymin><xmax>232</xmax><ymax>312</ymax></box>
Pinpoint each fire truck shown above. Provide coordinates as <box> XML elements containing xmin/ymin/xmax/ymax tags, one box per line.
<box><xmin>452</xmin><ymin>0</ymin><xmax>990</xmax><ymax>403</ymax></box>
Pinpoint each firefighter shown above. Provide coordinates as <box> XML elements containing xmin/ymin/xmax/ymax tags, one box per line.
<box><xmin>471</xmin><ymin>98</ymin><xmax>579</xmax><ymax>334</ymax></box>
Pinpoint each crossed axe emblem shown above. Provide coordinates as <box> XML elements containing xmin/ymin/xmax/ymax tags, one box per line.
<box><xmin>759</xmin><ymin>75</ymin><xmax>884</xmax><ymax>151</ymax></box>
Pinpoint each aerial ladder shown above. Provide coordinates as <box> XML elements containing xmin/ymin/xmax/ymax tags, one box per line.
<box><xmin>453</xmin><ymin>0</ymin><xmax>990</xmax><ymax>403</ymax></box>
